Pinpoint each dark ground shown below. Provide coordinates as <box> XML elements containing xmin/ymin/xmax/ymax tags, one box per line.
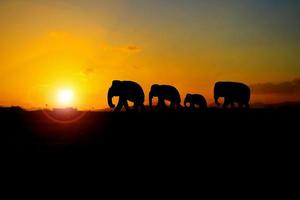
<box><xmin>1</xmin><ymin>107</ymin><xmax>298</xmax><ymax>191</ymax></box>
<box><xmin>1</xmin><ymin>107</ymin><xmax>298</xmax><ymax>157</ymax></box>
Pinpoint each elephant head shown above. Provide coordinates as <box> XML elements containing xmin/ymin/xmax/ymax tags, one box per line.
<box><xmin>149</xmin><ymin>84</ymin><xmax>160</xmax><ymax>109</ymax></box>
<box><xmin>107</xmin><ymin>80</ymin><xmax>122</xmax><ymax>108</ymax></box>
<box><xmin>184</xmin><ymin>94</ymin><xmax>193</xmax><ymax>107</ymax></box>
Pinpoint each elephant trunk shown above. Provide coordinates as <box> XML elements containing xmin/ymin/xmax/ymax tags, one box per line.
<box><xmin>107</xmin><ymin>87</ymin><xmax>115</xmax><ymax>108</ymax></box>
<box><xmin>214</xmin><ymin>88</ymin><xmax>221</xmax><ymax>106</ymax></box>
<box><xmin>215</xmin><ymin>97</ymin><xmax>221</xmax><ymax>106</ymax></box>
<box><xmin>184</xmin><ymin>99</ymin><xmax>188</xmax><ymax>107</ymax></box>
<box><xmin>149</xmin><ymin>92</ymin><xmax>154</xmax><ymax>109</ymax></box>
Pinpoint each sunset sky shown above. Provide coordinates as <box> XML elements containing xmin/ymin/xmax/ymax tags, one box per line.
<box><xmin>0</xmin><ymin>0</ymin><xmax>299</xmax><ymax>109</ymax></box>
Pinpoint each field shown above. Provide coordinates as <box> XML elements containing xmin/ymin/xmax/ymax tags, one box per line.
<box><xmin>1</xmin><ymin>106</ymin><xmax>298</xmax><ymax>188</ymax></box>
<box><xmin>1</xmin><ymin>107</ymin><xmax>298</xmax><ymax>158</ymax></box>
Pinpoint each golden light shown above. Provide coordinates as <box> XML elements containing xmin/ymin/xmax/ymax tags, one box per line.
<box><xmin>57</xmin><ymin>89</ymin><xmax>74</xmax><ymax>107</ymax></box>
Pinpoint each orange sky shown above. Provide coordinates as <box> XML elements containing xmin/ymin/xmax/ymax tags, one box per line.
<box><xmin>0</xmin><ymin>0</ymin><xmax>299</xmax><ymax>109</ymax></box>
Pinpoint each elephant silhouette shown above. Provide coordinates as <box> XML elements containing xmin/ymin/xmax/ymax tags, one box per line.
<box><xmin>214</xmin><ymin>81</ymin><xmax>250</xmax><ymax>108</ymax></box>
<box><xmin>107</xmin><ymin>80</ymin><xmax>145</xmax><ymax>112</ymax></box>
<box><xmin>184</xmin><ymin>94</ymin><xmax>207</xmax><ymax>111</ymax></box>
<box><xmin>149</xmin><ymin>84</ymin><xmax>181</xmax><ymax>111</ymax></box>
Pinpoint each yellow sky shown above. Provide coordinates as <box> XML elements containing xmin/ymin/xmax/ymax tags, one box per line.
<box><xmin>0</xmin><ymin>1</ymin><xmax>299</xmax><ymax>109</ymax></box>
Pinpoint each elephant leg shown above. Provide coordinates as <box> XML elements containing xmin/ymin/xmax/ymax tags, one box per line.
<box><xmin>244</xmin><ymin>102</ymin><xmax>250</xmax><ymax>109</ymax></box>
<box><xmin>187</xmin><ymin>103</ymin><xmax>193</xmax><ymax>111</ymax></box>
<box><xmin>170</xmin><ymin>101</ymin><xmax>175</xmax><ymax>110</ymax></box>
<box><xmin>114</xmin><ymin>98</ymin><xmax>125</xmax><ymax>112</ymax></box>
<box><xmin>133</xmin><ymin>102</ymin><xmax>144</xmax><ymax>112</ymax></box>
<box><xmin>238</xmin><ymin>102</ymin><xmax>243</xmax><ymax>109</ymax></box>
<box><xmin>140</xmin><ymin>104</ymin><xmax>146</xmax><ymax>112</ymax></box>
<box><xmin>191</xmin><ymin>103</ymin><xmax>196</xmax><ymax>111</ymax></box>
<box><xmin>178</xmin><ymin>103</ymin><xmax>184</xmax><ymax>111</ymax></box>
<box><xmin>157</xmin><ymin>98</ymin><xmax>165</xmax><ymax>110</ymax></box>
<box><xmin>199</xmin><ymin>103</ymin><xmax>205</xmax><ymax>110</ymax></box>
<box><xmin>133</xmin><ymin>103</ymin><xmax>138</xmax><ymax>112</ymax></box>
<box><xmin>231</xmin><ymin>102</ymin><xmax>235</xmax><ymax>109</ymax></box>
<box><xmin>200</xmin><ymin>104</ymin><xmax>205</xmax><ymax>111</ymax></box>
<box><xmin>195</xmin><ymin>104</ymin><xmax>202</xmax><ymax>111</ymax></box>
<box><xmin>124</xmin><ymin>101</ymin><xmax>130</xmax><ymax>112</ymax></box>
<box><xmin>223</xmin><ymin>98</ymin><xmax>230</xmax><ymax>108</ymax></box>
<box><xmin>171</xmin><ymin>101</ymin><xmax>180</xmax><ymax>111</ymax></box>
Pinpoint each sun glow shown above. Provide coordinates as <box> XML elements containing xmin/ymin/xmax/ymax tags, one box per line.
<box><xmin>57</xmin><ymin>89</ymin><xmax>74</xmax><ymax>107</ymax></box>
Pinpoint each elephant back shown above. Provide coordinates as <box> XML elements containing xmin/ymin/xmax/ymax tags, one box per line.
<box><xmin>215</xmin><ymin>81</ymin><xmax>250</xmax><ymax>95</ymax></box>
<box><xmin>162</xmin><ymin>85</ymin><xmax>181</xmax><ymax>103</ymax></box>
<box><xmin>123</xmin><ymin>81</ymin><xmax>145</xmax><ymax>99</ymax></box>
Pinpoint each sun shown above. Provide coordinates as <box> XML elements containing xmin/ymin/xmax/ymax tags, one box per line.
<box><xmin>57</xmin><ymin>89</ymin><xmax>74</xmax><ymax>106</ymax></box>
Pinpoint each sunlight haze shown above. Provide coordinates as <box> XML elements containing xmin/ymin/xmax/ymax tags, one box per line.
<box><xmin>0</xmin><ymin>0</ymin><xmax>299</xmax><ymax>109</ymax></box>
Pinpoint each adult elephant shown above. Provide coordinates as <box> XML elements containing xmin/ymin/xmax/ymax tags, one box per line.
<box><xmin>214</xmin><ymin>81</ymin><xmax>251</xmax><ymax>108</ymax></box>
<box><xmin>108</xmin><ymin>80</ymin><xmax>145</xmax><ymax>112</ymax></box>
<box><xmin>184</xmin><ymin>94</ymin><xmax>207</xmax><ymax>111</ymax></box>
<box><xmin>149</xmin><ymin>84</ymin><xmax>181</xmax><ymax>111</ymax></box>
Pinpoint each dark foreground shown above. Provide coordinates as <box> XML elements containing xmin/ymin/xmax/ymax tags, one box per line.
<box><xmin>1</xmin><ymin>108</ymin><xmax>298</xmax><ymax>158</ymax></box>
<box><xmin>1</xmin><ymin>107</ymin><xmax>299</xmax><ymax>191</ymax></box>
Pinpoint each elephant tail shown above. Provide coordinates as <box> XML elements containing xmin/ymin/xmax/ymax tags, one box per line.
<box><xmin>246</xmin><ymin>86</ymin><xmax>251</xmax><ymax>103</ymax></box>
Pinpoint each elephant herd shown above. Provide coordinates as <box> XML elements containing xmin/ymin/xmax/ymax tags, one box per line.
<box><xmin>107</xmin><ymin>80</ymin><xmax>251</xmax><ymax>112</ymax></box>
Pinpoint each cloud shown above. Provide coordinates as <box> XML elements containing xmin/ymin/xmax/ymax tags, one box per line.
<box><xmin>126</xmin><ymin>46</ymin><xmax>142</xmax><ymax>52</ymax></box>
<box><xmin>100</xmin><ymin>43</ymin><xmax>142</xmax><ymax>53</ymax></box>
<box><xmin>79</xmin><ymin>67</ymin><xmax>96</xmax><ymax>80</ymax></box>
<box><xmin>84</xmin><ymin>67</ymin><xmax>95</xmax><ymax>75</ymax></box>
<box><xmin>251</xmin><ymin>78</ymin><xmax>300</xmax><ymax>94</ymax></box>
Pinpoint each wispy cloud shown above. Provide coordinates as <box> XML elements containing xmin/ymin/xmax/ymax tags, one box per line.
<box><xmin>251</xmin><ymin>78</ymin><xmax>300</xmax><ymax>94</ymax></box>
<box><xmin>83</xmin><ymin>67</ymin><xmax>95</xmax><ymax>75</ymax></box>
<box><xmin>126</xmin><ymin>46</ymin><xmax>142</xmax><ymax>52</ymax></box>
<box><xmin>100</xmin><ymin>43</ymin><xmax>142</xmax><ymax>53</ymax></box>
<box><xmin>78</xmin><ymin>67</ymin><xmax>96</xmax><ymax>81</ymax></box>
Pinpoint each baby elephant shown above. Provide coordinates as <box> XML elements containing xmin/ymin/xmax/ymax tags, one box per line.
<box><xmin>184</xmin><ymin>94</ymin><xmax>207</xmax><ymax>111</ymax></box>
